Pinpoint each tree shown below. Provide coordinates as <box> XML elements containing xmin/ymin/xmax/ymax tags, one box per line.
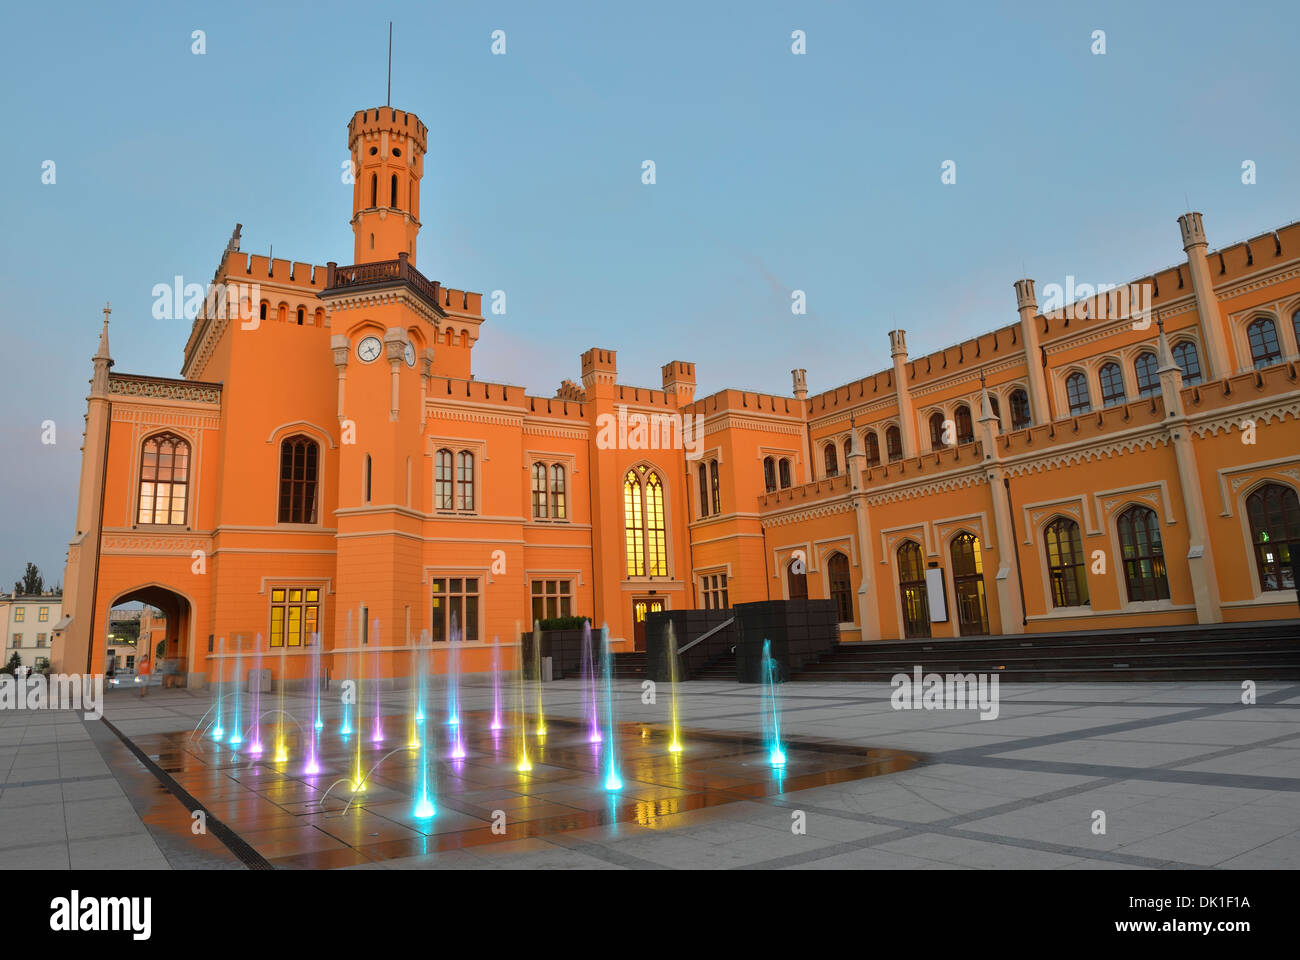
<box><xmin>13</xmin><ymin>563</ymin><xmax>44</xmax><ymax>596</ymax></box>
<box><xmin>2</xmin><ymin>652</ymin><xmax>20</xmax><ymax>676</ymax></box>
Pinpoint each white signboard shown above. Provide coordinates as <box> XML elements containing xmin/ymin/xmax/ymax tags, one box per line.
<box><xmin>925</xmin><ymin>568</ymin><xmax>948</xmax><ymax>622</ymax></box>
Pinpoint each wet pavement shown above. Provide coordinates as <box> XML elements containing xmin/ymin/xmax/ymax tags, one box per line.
<box><xmin>6</xmin><ymin>677</ymin><xmax>1300</xmax><ymax>869</ymax></box>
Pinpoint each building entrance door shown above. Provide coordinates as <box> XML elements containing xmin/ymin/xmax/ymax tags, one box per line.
<box><xmin>632</xmin><ymin>598</ymin><xmax>664</xmax><ymax>651</ymax></box>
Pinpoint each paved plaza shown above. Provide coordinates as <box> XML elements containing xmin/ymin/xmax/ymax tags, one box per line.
<box><xmin>2</xmin><ymin>678</ymin><xmax>1299</xmax><ymax>869</ymax></box>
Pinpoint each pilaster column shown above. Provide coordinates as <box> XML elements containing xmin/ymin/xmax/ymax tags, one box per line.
<box><xmin>1178</xmin><ymin>212</ymin><xmax>1232</xmax><ymax>379</ymax></box>
<box><xmin>1014</xmin><ymin>278</ymin><xmax>1050</xmax><ymax>425</ymax></box>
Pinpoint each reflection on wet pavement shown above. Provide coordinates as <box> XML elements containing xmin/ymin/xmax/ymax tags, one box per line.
<box><xmin>121</xmin><ymin>712</ymin><xmax>923</xmax><ymax>869</ymax></box>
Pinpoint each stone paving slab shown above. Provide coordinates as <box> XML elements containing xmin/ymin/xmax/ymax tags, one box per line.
<box><xmin>2</xmin><ymin>677</ymin><xmax>1298</xmax><ymax>869</ymax></box>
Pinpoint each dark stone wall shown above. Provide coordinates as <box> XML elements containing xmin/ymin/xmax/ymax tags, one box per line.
<box><xmin>645</xmin><ymin>609</ymin><xmax>738</xmax><ymax>682</ymax></box>
<box><xmin>734</xmin><ymin>599</ymin><xmax>840</xmax><ymax>683</ymax></box>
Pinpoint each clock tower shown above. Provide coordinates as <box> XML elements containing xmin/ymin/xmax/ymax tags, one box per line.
<box><xmin>349</xmin><ymin>107</ymin><xmax>426</xmax><ymax>267</ymax></box>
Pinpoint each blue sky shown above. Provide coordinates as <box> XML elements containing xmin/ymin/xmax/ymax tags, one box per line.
<box><xmin>1</xmin><ymin>0</ymin><xmax>1297</xmax><ymax>583</ymax></box>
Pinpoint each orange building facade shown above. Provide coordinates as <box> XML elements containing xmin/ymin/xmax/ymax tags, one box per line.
<box><xmin>53</xmin><ymin>103</ymin><xmax>1300</xmax><ymax>686</ymax></box>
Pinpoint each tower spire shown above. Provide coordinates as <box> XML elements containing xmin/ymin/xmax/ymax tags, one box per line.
<box><xmin>386</xmin><ymin>21</ymin><xmax>392</xmax><ymax>107</ymax></box>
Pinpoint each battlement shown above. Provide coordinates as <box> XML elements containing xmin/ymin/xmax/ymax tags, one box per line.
<box><xmin>348</xmin><ymin>107</ymin><xmax>428</xmax><ymax>155</ymax></box>
<box><xmin>555</xmin><ymin>379</ymin><xmax>586</xmax><ymax>401</ymax></box>
<box><xmin>691</xmin><ymin>389</ymin><xmax>801</xmax><ymax>417</ymax></box>
<box><xmin>580</xmin><ymin>347</ymin><xmax>618</xmax><ymax>390</ymax></box>
<box><xmin>906</xmin><ymin>323</ymin><xmax>1023</xmax><ymax>387</ymax></box>
<box><xmin>224</xmin><ymin>251</ymin><xmax>330</xmax><ymax>290</ymax></box>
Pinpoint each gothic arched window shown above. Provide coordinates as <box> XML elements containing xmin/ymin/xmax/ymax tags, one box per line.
<box><xmin>1246</xmin><ymin>483</ymin><xmax>1300</xmax><ymax>592</ymax></box>
<box><xmin>1117</xmin><ymin>505</ymin><xmax>1170</xmax><ymax>602</ymax></box>
<box><xmin>138</xmin><ymin>433</ymin><xmax>190</xmax><ymax>525</ymax></box>
<box><xmin>1045</xmin><ymin>517</ymin><xmax>1089</xmax><ymax>607</ymax></box>
<box><xmin>624</xmin><ymin>468</ymin><xmax>667</xmax><ymax>577</ymax></box>
<box><xmin>278</xmin><ymin>435</ymin><xmax>319</xmax><ymax>524</ymax></box>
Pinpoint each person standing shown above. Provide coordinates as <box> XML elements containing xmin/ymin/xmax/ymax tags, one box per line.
<box><xmin>137</xmin><ymin>655</ymin><xmax>152</xmax><ymax>697</ymax></box>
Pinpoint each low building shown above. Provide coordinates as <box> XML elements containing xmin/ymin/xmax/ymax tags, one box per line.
<box><xmin>1</xmin><ymin>592</ymin><xmax>64</xmax><ymax>672</ymax></box>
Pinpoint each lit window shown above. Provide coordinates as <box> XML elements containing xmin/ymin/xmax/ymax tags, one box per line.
<box><xmin>710</xmin><ymin>460</ymin><xmax>720</xmax><ymax>514</ymax></box>
<box><xmin>138</xmin><ymin>433</ymin><xmax>190</xmax><ymax>525</ymax></box>
<box><xmin>38</xmin><ymin>607</ymin><xmax>48</xmax><ymax>622</ymax></box>
<box><xmin>13</xmin><ymin>608</ymin><xmax>23</xmax><ymax>622</ymax></box>
<box><xmin>897</xmin><ymin>541</ymin><xmax>929</xmax><ymax>638</ymax></box>
<box><xmin>624</xmin><ymin>468</ymin><xmax>667</xmax><ymax>577</ymax></box>
<box><xmin>1045</xmin><ymin>518</ymin><xmax>1089</xmax><ymax>607</ymax></box>
<box><xmin>951</xmin><ymin>533</ymin><xmax>988</xmax><ymax>635</ymax></box>
<box><xmin>269</xmin><ymin>587</ymin><xmax>320</xmax><ymax>648</ymax></box>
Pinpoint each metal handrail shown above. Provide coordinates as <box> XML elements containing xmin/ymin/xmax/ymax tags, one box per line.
<box><xmin>678</xmin><ymin>617</ymin><xmax>735</xmax><ymax>655</ymax></box>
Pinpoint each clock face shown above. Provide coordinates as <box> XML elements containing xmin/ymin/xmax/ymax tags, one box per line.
<box><xmin>356</xmin><ymin>336</ymin><xmax>382</xmax><ymax>363</ymax></box>
<box><xmin>404</xmin><ymin>341</ymin><xmax>416</xmax><ymax>367</ymax></box>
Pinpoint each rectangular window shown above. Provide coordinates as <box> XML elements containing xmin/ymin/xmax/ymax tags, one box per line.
<box><xmin>10</xmin><ymin>634</ymin><xmax>20</xmax><ymax>648</ymax></box>
<box><xmin>431</xmin><ymin>577</ymin><xmax>480</xmax><ymax>642</ymax></box>
<box><xmin>127</xmin><ymin>655</ymin><xmax>135</xmax><ymax>670</ymax></box>
<box><xmin>38</xmin><ymin>607</ymin><xmax>49</xmax><ymax>622</ymax></box>
<box><xmin>701</xmin><ymin>573</ymin><xmax>729</xmax><ymax>609</ymax></box>
<box><xmin>530</xmin><ymin>580</ymin><xmax>573</xmax><ymax>623</ymax></box>
<box><xmin>269</xmin><ymin>586</ymin><xmax>320</xmax><ymax>647</ymax></box>
<box><xmin>36</xmin><ymin>633</ymin><xmax>47</xmax><ymax>648</ymax></box>
<box><xmin>13</xmin><ymin>608</ymin><xmax>24</xmax><ymax>622</ymax></box>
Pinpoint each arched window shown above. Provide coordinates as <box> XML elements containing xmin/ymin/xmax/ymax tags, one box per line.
<box><xmin>625</xmin><ymin>468</ymin><xmax>667</xmax><ymax>577</ymax></box>
<box><xmin>1248</xmin><ymin>317</ymin><xmax>1282</xmax><ymax>368</ymax></box>
<box><xmin>864</xmin><ymin>430</ymin><xmax>880</xmax><ymax>465</ymax></box>
<box><xmin>778</xmin><ymin>458</ymin><xmax>792</xmax><ymax>489</ymax></box>
<box><xmin>531</xmin><ymin>462</ymin><xmax>548</xmax><ymax>519</ymax></box>
<box><xmin>259</xmin><ymin>301</ymin><xmax>268</xmax><ymax>322</ymax></box>
<box><xmin>1009</xmin><ymin>389</ymin><xmax>1032</xmax><ymax>430</ymax></box>
<box><xmin>278</xmin><ymin>435</ymin><xmax>319</xmax><ymax>524</ymax></box>
<box><xmin>296</xmin><ymin>306</ymin><xmax>305</xmax><ymax>326</ymax></box>
<box><xmin>455</xmin><ymin>451</ymin><xmax>474</xmax><ymax>511</ymax></box>
<box><xmin>787</xmin><ymin>557</ymin><xmax>807</xmax><ymax>599</ymax></box>
<box><xmin>710</xmin><ymin>459</ymin><xmax>721</xmax><ymax>514</ymax></box>
<box><xmin>364</xmin><ymin>454</ymin><xmax>372</xmax><ymax>503</ymax></box>
<box><xmin>763</xmin><ymin>456</ymin><xmax>776</xmax><ymax>493</ymax></box>
<box><xmin>928</xmin><ymin>411</ymin><xmax>947</xmax><ymax>449</ymax></box>
<box><xmin>843</xmin><ymin>438</ymin><xmax>853</xmax><ymax>469</ymax></box>
<box><xmin>827</xmin><ymin>552</ymin><xmax>852</xmax><ymax>622</ymax></box>
<box><xmin>823</xmin><ymin>443</ymin><xmax>839</xmax><ymax>478</ymax></box>
<box><xmin>434</xmin><ymin>449</ymin><xmax>453</xmax><ymax>510</ymax></box>
<box><xmin>137</xmin><ymin>433</ymin><xmax>190</xmax><ymax>525</ymax></box>
<box><xmin>1293</xmin><ymin>309</ymin><xmax>1300</xmax><ymax>356</ymax></box>
<box><xmin>886</xmin><ymin>425</ymin><xmax>903</xmax><ymax>461</ymax></box>
<box><xmin>897</xmin><ymin>541</ymin><xmax>929</xmax><ymax>638</ymax></box>
<box><xmin>1173</xmin><ymin>342</ymin><xmax>1202</xmax><ymax>385</ymax></box>
<box><xmin>1246</xmin><ymin>483</ymin><xmax>1300</xmax><ymax>592</ymax></box>
<box><xmin>697</xmin><ymin>462</ymin><xmax>710</xmax><ymax>517</ymax></box>
<box><xmin>370</xmin><ymin>173</ymin><xmax>377</xmax><ymax>208</ymax></box>
<box><xmin>1117</xmin><ymin>505</ymin><xmax>1170</xmax><ymax>602</ymax></box>
<box><xmin>954</xmin><ymin>405</ymin><xmax>974</xmax><ymax>444</ymax></box>
<box><xmin>550</xmin><ymin>465</ymin><xmax>566</xmax><ymax>520</ymax></box>
<box><xmin>1134</xmin><ymin>352</ymin><xmax>1160</xmax><ymax>397</ymax></box>
<box><xmin>1099</xmin><ymin>362</ymin><xmax>1126</xmax><ymax>407</ymax></box>
<box><xmin>391</xmin><ymin>173</ymin><xmax>399</xmax><ymax>208</ymax></box>
<box><xmin>1066</xmin><ymin>372</ymin><xmax>1091</xmax><ymax>415</ymax></box>
<box><xmin>1045</xmin><ymin>518</ymin><xmax>1089</xmax><ymax>607</ymax></box>
<box><xmin>950</xmin><ymin>532</ymin><xmax>988</xmax><ymax>635</ymax></box>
